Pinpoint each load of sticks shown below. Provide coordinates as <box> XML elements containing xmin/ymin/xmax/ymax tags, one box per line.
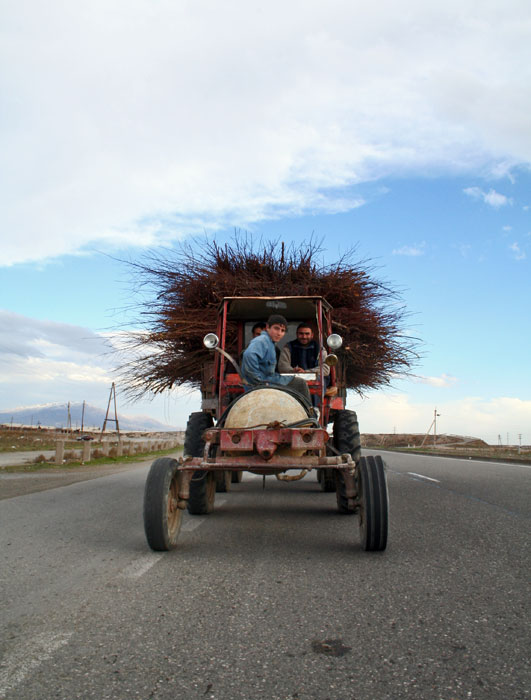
<box><xmin>117</xmin><ymin>236</ymin><xmax>419</xmax><ymax>397</ymax></box>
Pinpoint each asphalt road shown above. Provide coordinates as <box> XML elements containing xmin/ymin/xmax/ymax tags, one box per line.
<box><xmin>1</xmin><ymin>451</ymin><xmax>529</xmax><ymax>700</ymax></box>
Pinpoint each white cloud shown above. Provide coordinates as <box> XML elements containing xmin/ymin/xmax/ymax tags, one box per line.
<box><xmin>0</xmin><ymin>356</ymin><xmax>111</xmax><ymax>385</ymax></box>
<box><xmin>0</xmin><ymin>311</ymin><xmax>108</xmax><ymax>360</ymax></box>
<box><xmin>2</xmin><ymin>1</ymin><xmax>531</xmax><ymax>265</ymax></box>
<box><xmin>484</xmin><ymin>190</ymin><xmax>512</xmax><ymax>208</ymax></box>
<box><xmin>0</xmin><ymin>311</ymin><xmax>113</xmax><ymax>401</ymax></box>
<box><xmin>463</xmin><ymin>187</ymin><xmax>512</xmax><ymax>208</ymax></box>
<box><xmin>348</xmin><ymin>393</ymin><xmax>531</xmax><ymax>445</ymax></box>
<box><xmin>412</xmin><ymin>373</ymin><xmax>457</xmax><ymax>388</ymax></box>
<box><xmin>456</xmin><ymin>243</ymin><xmax>471</xmax><ymax>257</ymax></box>
<box><xmin>509</xmin><ymin>242</ymin><xmax>526</xmax><ymax>260</ymax></box>
<box><xmin>392</xmin><ymin>243</ymin><xmax>426</xmax><ymax>256</ymax></box>
<box><xmin>0</xmin><ymin>310</ymin><xmax>199</xmax><ymax>426</ymax></box>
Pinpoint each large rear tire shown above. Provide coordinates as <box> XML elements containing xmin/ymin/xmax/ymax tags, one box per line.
<box><xmin>184</xmin><ymin>412</ymin><xmax>216</xmax><ymax>515</ymax></box>
<box><xmin>358</xmin><ymin>455</ymin><xmax>388</xmax><ymax>551</ymax></box>
<box><xmin>215</xmin><ymin>470</ymin><xmax>232</xmax><ymax>492</ymax></box>
<box><xmin>143</xmin><ymin>457</ymin><xmax>183</xmax><ymax>551</ymax></box>
<box><xmin>333</xmin><ymin>410</ymin><xmax>361</xmax><ymax>513</ymax></box>
<box><xmin>188</xmin><ymin>472</ymin><xmax>216</xmax><ymax>514</ymax></box>
<box><xmin>317</xmin><ymin>468</ymin><xmax>336</xmax><ymax>492</ymax></box>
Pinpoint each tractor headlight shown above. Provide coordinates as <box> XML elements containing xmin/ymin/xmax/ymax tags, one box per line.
<box><xmin>324</xmin><ymin>354</ymin><xmax>338</xmax><ymax>367</ymax></box>
<box><xmin>327</xmin><ymin>333</ymin><xmax>343</xmax><ymax>350</ymax></box>
<box><xmin>203</xmin><ymin>333</ymin><xmax>219</xmax><ymax>349</ymax></box>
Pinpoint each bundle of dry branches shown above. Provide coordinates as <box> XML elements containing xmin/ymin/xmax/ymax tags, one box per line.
<box><xmin>118</xmin><ymin>236</ymin><xmax>419</xmax><ymax>397</ymax></box>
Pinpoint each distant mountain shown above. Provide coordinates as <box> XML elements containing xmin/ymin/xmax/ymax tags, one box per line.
<box><xmin>0</xmin><ymin>403</ymin><xmax>176</xmax><ymax>432</ymax></box>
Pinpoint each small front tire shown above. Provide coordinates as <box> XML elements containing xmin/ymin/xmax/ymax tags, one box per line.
<box><xmin>143</xmin><ymin>457</ymin><xmax>183</xmax><ymax>551</ymax></box>
<box><xmin>358</xmin><ymin>455</ymin><xmax>388</xmax><ymax>551</ymax></box>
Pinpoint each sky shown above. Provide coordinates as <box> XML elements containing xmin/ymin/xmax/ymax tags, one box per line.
<box><xmin>1</xmin><ymin>0</ymin><xmax>530</xmax><ymax>443</ymax></box>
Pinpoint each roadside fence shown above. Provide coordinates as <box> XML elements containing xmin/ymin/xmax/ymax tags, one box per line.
<box><xmin>54</xmin><ymin>437</ymin><xmax>182</xmax><ymax>465</ymax></box>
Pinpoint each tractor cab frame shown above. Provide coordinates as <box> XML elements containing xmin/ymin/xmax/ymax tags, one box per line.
<box><xmin>200</xmin><ymin>296</ymin><xmax>346</xmax><ymax>425</ymax></box>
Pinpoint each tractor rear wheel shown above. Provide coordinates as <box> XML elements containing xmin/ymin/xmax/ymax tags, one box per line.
<box><xmin>184</xmin><ymin>412</ymin><xmax>216</xmax><ymax>515</ymax></box>
<box><xmin>317</xmin><ymin>468</ymin><xmax>336</xmax><ymax>492</ymax></box>
<box><xmin>333</xmin><ymin>410</ymin><xmax>361</xmax><ymax>513</ymax></box>
<box><xmin>187</xmin><ymin>471</ymin><xmax>216</xmax><ymax>514</ymax></box>
<box><xmin>215</xmin><ymin>470</ymin><xmax>232</xmax><ymax>492</ymax></box>
<box><xmin>357</xmin><ymin>455</ymin><xmax>388</xmax><ymax>551</ymax></box>
<box><xmin>143</xmin><ymin>457</ymin><xmax>183</xmax><ymax>551</ymax></box>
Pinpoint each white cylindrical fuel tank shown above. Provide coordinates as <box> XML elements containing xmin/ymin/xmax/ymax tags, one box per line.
<box><xmin>224</xmin><ymin>388</ymin><xmax>307</xmax><ymax>429</ymax></box>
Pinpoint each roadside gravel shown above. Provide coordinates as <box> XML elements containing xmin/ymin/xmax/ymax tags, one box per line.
<box><xmin>0</xmin><ymin>459</ymin><xmax>152</xmax><ymax>500</ymax></box>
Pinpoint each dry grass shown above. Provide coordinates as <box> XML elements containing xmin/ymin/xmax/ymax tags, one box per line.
<box><xmin>0</xmin><ymin>427</ymin><xmax>79</xmax><ymax>453</ymax></box>
<box><xmin>362</xmin><ymin>433</ymin><xmax>530</xmax><ymax>463</ymax></box>
<box><xmin>117</xmin><ymin>236</ymin><xmax>420</xmax><ymax>397</ymax></box>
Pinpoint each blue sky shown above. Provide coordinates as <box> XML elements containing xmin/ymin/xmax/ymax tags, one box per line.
<box><xmin>1</xmin><ymin>1</ymin><xmax>530</xmax><ymax>443</ymax></box>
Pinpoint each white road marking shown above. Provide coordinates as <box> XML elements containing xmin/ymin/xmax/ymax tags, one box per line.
<box><xmin>181</xmin><ymin>498</ymin><xmax>226</xmax><ymax>532</ymax></box>
<box><xmin>182</xmin><ymin>517</ymin><xmax>205</xmax><ymax>532</ymax></box>
<box><xmin>0</xmin><ymin>631</ymin><xmax>73</xmax><ymax>697</ymax></box>
<box><xmin>120</xmin><ymin>553</ymin><xmax>163</xmax><ymax>579</ymax></box>
<box><xmin>407</xmin><ymin>472</ymin><xmax>440</xmax><ymax>483</ymax></box>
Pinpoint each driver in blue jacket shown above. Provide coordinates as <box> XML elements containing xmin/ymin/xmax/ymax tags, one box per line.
<box><xmin>241</xmin><ymin>314</ymin><xmax>311</xmax><ymax>405</ymax></box>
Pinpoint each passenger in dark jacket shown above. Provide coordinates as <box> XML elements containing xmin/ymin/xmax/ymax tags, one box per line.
<box><xmin>278</xmin><ymin>323</ymin><xmax>330</xmax><ymax>377</ymax></box>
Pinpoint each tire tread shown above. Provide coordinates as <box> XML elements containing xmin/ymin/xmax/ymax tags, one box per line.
<box><xmin>184</xmin><ymin>412</ymin><xmax>215</xmax><ymax>515</ymax></box>
<box><xmin>143</xmin><ymin>457</ymin><xmax>182</xmax><ymax>551</ymax></box>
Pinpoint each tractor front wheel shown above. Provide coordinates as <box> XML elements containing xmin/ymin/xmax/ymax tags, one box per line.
<box><xmin>357</xmin><ymin>455</ymin><xmax>388</xmax><ymax>551</ymax></box>
<box><xmin>143</xmin><ymin>457</ymin><xmax>183</xmax><ymax>551</ymax></box>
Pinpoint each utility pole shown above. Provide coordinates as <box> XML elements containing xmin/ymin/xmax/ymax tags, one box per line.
<box><xmin>101</xmin><ymin>383</ymin><xmax>121</xmax><ymax>442</ymax></box>
<box><xmin>421</xmin><ymin>408</ymin><xmax>441</xmax><ymax>447</ymax></box>
<box><xmin>66</xmin><ymin>402</ymin><xmax>72</xmax><ymax>433</ymax></box>
<box><xmin>81</xmin><ymin>400</ymin><xmax>86</xmax><ymax>433</ymax></box>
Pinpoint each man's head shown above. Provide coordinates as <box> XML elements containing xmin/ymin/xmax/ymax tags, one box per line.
<box><xmin>266</xmin><ymin>314</ymin><xmax>288</xmax><ymax>343</ymax></box>
<box><xmin>252</xmin><ymin>322</ymin><xmax>267</xmax><ymax>338</ymax></box>
<box><xmin>296</xmin><ymin>322</ymin><xmax>314</xmax><ymax>346</ymax></box>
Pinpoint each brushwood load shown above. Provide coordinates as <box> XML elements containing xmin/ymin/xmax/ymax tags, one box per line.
<box><xmin>119</xmin><ymin>238</ymin><xmax>418</xmax><ymax>553</ymax></box>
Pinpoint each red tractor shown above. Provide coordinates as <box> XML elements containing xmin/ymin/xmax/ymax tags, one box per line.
<box><xmin>143</xmin><ymin>296</ymin><xmax>388</xmax><ymax>551</ymax></box>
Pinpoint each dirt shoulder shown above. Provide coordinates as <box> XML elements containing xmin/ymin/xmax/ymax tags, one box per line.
<box><xmin>370</xmin><ymin>446</ymin><xmax>531</xmax><ymax>465</ymax></box>
<box><xmin>0</xmin><ymin>459</ymin><xmax>154</xmax><ymax>500</ymax></box>
<box><xmin>363</xmin><ymin>433</ymin><xmax>531</xmax><ymax>465</ymax></box>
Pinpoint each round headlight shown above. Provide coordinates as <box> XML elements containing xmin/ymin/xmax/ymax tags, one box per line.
<box><xmin>327</xmin><ymin>333</ymin><xmax>343</xmax><ymax>350</ymax></box>
<box><xmin>324</xmin><ymin>353</ymin><xmax>338</xmax><ymax>367</ymax></box>
<box><xmin>203</xmin><ymin>333</ymin><xmax>219</xmax><ymax>349</ymax></box>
